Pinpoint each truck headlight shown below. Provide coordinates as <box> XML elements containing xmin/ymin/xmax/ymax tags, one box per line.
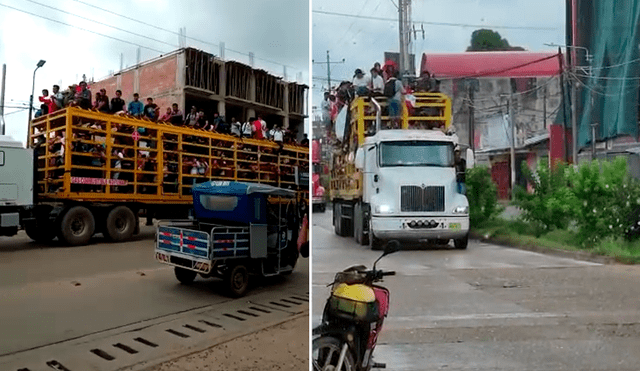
<box><xmin>453</xmin><ymin>206</ymin><xmax>469</xmax><ymax>214</ymax></box>
<box><xmin>375</xmin><ymin>204</ymin><xmax>392</xmax><ymax>213</ymax></box>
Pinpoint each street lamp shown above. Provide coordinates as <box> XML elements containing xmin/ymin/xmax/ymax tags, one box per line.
<box><xmin>27</xmin><ymin>59</ymin><xmax>46</xmax><ymax>143</ymax></box>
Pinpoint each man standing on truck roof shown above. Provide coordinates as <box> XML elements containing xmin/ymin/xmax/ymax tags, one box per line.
<box><xmin>144</xmin><ymin>98</ymin><xmax>159</xmax><ymax>120</ymax></box>
<box><xmin>352</xmin><ymin>68</ymin><xmax>370</xmax><ymax>96</ymax></box>
<box><xmin>242</xmin><ymin>118</ymin><xmax>253</xmax><ymax>137</ymax></box>
<box><xmin>370</xmin><ymin>67</ymin><xmax>384</xmax><ymax>95</ymax></box>
<box><xmin>128</xmin><ymin>93</ymin><xmax>144</xmax><ymax>117</ymax></box>
<box><xmin>74</xmin><ymin>81</ymin><xmax>92</xmax><ymax>109</ymax></box>
<box><xmin>110</xmin><ymin>90</ymin><xmax>126</xmax><ymax>114</ymax></box>
<box><xmin>170</xmin><ymin>103</ymin><xmax>183</xmax><ymax>124</ymax></box>
<box><xmin>252</xmin><ymin>117</ymin><xmax>264</xmax><ymax>139</ymax></box>
<box><xmin>383</xmin><ymin>61</ymin><xmax>404</xmax><ymax>129</ymax></box>
<box><xmin>52</xmin><ymin>85</ymin><xmax>64</xmax><ymax>111</ymax></box>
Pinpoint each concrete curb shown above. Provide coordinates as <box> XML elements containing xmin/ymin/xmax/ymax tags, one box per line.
<box><xmin>469</xmin><ymin>230</ymin><xmax>620</xmax><ymax>265</ymax></box>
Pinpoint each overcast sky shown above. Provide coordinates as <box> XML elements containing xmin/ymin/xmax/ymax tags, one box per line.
<box><xmin>0</xmin><ymin>0</ymin><xmax>309</xmax><ymax>143</ymax></box>
<box><xmin>311</xmin><ymin>0</ymin><xmax>566</xmax><ymax>115</ymax></box>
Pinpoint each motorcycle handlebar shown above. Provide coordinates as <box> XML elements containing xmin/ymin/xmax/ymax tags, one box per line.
<box><xmin>369</xmin><ymin>270</ymin><xmax>396</xmax><ymax>280</ymax></box>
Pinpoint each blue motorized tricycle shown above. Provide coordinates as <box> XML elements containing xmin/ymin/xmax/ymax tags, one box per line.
<box><xmin>155</xmin><ymin>181</ymin><xmax>305</xmax><ymax>297</ymax></box>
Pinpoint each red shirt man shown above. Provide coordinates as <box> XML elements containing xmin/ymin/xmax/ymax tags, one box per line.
<box><xmin>253</xmin><ymin>119</ymin><xmax>264</xmax><ymax>139</ymax></box>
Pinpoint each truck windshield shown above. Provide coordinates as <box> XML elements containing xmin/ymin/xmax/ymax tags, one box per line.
<box><xmin>379</xmin><ymin>141</ymin><xmax>454</xmax><ymax>167</ymax></box>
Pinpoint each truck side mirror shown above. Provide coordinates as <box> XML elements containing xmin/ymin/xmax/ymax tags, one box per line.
<box><xmin>466</xmin><ymin>148</ymin><xmax>475</xmax><ymax>169</ymax></box>
<box><xmin>355</xmin><ymin>148</ymin><xmax>364</xmax><ymax>169</ymax></box>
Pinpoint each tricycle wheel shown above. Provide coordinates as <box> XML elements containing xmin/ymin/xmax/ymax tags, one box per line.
<box><xmin>224</xmin><ymin>264</ymin><xmax>249</xmax><ymax>297</ymax></box>
<box><xmin>174</xmin><ymin>267</ymin><xmax>197</xmax><ymax>284</ymax></box>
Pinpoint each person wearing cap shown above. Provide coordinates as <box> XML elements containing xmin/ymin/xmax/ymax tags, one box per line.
<box><xmin>352</xmin><ymin>68</ymin><xmax>370</xmax><ymax>96</ymax></box>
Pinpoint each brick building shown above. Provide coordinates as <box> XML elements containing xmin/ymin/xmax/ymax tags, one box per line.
<box><xmin>90</xmin><ymin>47</ymin><xmax>308</xmax><ymax>138</ymax></box>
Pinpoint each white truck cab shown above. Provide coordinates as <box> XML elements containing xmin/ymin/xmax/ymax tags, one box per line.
<box><xmin>0</xmin><ymin>135</ymin><xmax>34</xmax><ymax>236</ymax></box>
<box><xmin>354</xmin><ymin>129</ymin><xmax>470</xmax><ymax>249</ymax></box>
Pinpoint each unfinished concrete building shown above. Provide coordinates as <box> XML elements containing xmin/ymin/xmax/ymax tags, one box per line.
<box><xmin>90</xmin><ymin>48</ymin><xmax>308</xmax><ymax>137</ymax></box>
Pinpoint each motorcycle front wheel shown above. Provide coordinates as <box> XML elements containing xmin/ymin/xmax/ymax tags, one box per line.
<box><xmin>312</xmin><ymin>336</ymin><xmax>356</xmax><ymax>371</ymax></box>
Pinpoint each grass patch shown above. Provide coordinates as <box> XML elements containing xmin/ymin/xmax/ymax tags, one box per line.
<box><xmin>471</xmin><ymin>218</ymin><xmax>640</xmax><ymax>264</ymax></box>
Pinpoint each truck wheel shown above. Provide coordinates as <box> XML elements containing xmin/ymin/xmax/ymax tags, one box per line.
<box><xmin>454</xmin><ymin>234</ymin><xmax>469</xmax><ymax>250</ymax></box>
<box><xmin>224</xmin><ymin>264</ymin><xmax>249</xmax><ymax>297</ymax></box>
<box><xmin>58</xmin><ymin>206</ymin><xmax>95</xmax><ymax>246</ymax></box>
<box><xmin>354</xmin><ymin>203</ymin><xmax>368</xmax><ymax>246</ymax></box>
<box><xmin>334</xmin><ymin>203</ymin><xmax>342</xmax><ymax>236</ymax></box>
<box><xmin>104</xmin><ymin>206</ymin><xmax>136</xmax><ymax>242</ymax></box>
<box><xmin>175</xmin><ymin>267</ymin><xmax>197</xmax><ymax>284</ymax></box>
<box><xmin>368</xmin><ymin>225</ymin><xmax>383</xmax><ymax>251</ymax></box>
<box><xmin>25</xmin><ymin>206</ymin><xmax>56</xmax><ymax>243</ymax></box>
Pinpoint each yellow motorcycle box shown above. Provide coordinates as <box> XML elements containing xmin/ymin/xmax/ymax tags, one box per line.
<box><xmin>329</xmin><ymin>283</ymin><xmax>379</xmax><ymax>322</ymax></box>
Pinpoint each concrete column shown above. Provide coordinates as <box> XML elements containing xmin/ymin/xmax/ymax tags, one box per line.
<box><xmin>133</xmin><ymin>69</ymin><xmax>140</xmax><ymax>94</ymax></box>
<box><xmin>249</xmin><ymin>72</ymin><xmax>256</xmax><ymax>103</ymax></box>
<box><xmin>283</xmin><ymin>83</ymin><xmax>290</xmax><ymax>129</ymax></box>
<box><xmin>218</xmin><ymin>61</ymin><xmax>226</xmax><ymax>116</ymax></box>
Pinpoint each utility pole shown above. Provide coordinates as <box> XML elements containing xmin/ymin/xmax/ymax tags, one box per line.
<box><xmin>543</xmin><ymin>84</ymin><xmax>547</xmax><ymax>130</ymax></box>
<box><xmin>398</xmin><ymin>0</ymin><xmax>411</xmax><ymax>80</ymax></box>
<box><xmin>1</xmin><ymin>64</ymin><xmax>6</xmax><ymax>136</ymax></box>
<box><xmin>509</xmin><ymin>94</ymin><xmax>516</xmax><ymax>201</ymax></box>
<box><xmin>591</xmin><ymin>122</ymin><xmax>598</xmax><ymax>160</ymax></box>
<box><xmin>312</xmin><ymin>51</ymin><xmax>344</xmax><ymax>91</ymax></box>
<box><xmin>467</xmin><ymin>79</ymin><xmax>478</xmax><ymax>151</ymax></box>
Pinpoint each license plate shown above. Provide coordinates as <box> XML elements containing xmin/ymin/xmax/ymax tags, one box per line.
<box><xmin>449</xmin><ymin>223</ymin><xmax>461</xmax><ymax>230</ymax></box>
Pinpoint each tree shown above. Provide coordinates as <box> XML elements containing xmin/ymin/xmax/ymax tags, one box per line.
<box><xmin>467</xmin><ymin>29</ymin><xmax>525</xmax><ymax>52</ymax></box>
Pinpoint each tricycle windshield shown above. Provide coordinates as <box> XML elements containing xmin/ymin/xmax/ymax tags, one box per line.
<box><xmin>379</xmin><ymin>141</ymin><xmax>454</xmax><ymax>167</ymax></box>
<box><xmin>198</xmin><ymin>195</ymin><xmax>239</xmax><ymax>211</ymax></box>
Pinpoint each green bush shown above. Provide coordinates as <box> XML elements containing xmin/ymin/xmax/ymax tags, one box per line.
<box><xmin>466</xmin><ymin>166</ymin><xmax>503</xmax><ymax>227</ymax></box>
<box><xmin>569</xmin><ymin>157</ymin><xmax>640</xmax><ymax>246</ymax></box>
<box><xmin>514</xmin><ymin>160</ymin><xmax>577</xmax><ymax>237</ymax></box>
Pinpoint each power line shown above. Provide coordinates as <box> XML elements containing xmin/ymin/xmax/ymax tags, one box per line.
<box><xmin>0</xmin><ymin>2</ymin><xmax>165</xmax><ymax>53</ymax></box>
<box><xmin>70</xmin><ymin>0</ymin><xmax>298</xmax><ymax>70</ymax></box>
<box><xmin>25</xmin><ymin>0</ymin><xmax>178</xmax><ymax>50</ymax></box>
<box><xmin>313</xmin><ymin>9</ymin><xmax>559</xmax><ymax>30</ymax></box>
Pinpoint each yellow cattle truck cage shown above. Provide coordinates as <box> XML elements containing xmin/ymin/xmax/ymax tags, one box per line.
<box><xmin>24</xmin><ymin>107</ymin><xmax>308</xmax><ymax>246</ymax></box>
<box><xmin>330</xmin><ymin>92</ymin><xmax>452</xmax><ymax>202</ymax></box>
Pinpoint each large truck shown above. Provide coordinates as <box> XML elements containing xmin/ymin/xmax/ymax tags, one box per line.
<box><xmin>0</xmin><ymin>107</ymin><xmax>308</xmax><ymax>246</ymax></box>
<box><xmin>330</xmin><ymin>92</ymin><xmax>470</xmax><ymax>249</ymax></box>
<box><xmin>311</xmin><ymin>139</ymin><xmax>326</xmax><ymax>212</ymax></box>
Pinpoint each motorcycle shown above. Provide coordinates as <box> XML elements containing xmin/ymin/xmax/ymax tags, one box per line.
<box><xmin>312</xmin><ymin>240</ymin><xmax>400</xmax><ymax>371</ymax></box>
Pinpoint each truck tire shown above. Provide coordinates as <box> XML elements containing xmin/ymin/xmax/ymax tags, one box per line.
<box><xmin>354</xmin><ymin>203</ymin><xmax>368</xmax><ymax>246</ymax></box>
<box><xmin>224</xmin><ymin>264</ymin><xmax>249</xmax><ymax>297</ymax></box>
<box><xmin>25</xmin><ymin>206</ymin><xmax>56</xmax><ymax>243</ymax></box>
<box><xmin>58</xmin><ymin>206</ymin><xmax>95</xmax><ymax>246</ymax></box>
<box><xmin>175</xmin><ymin>267</ymin><xmax>197</xmax><ymax>284</ymax></box>
<box><xmin>334</xmin><ymin>203</ymin><xmax>342</xmax><ymax>236</ymax></box>
<box><xmin>104</xmin><ymin>206</ymin><xmax>136</xmax><ymax>242</ymax></box>
<box><xmin>454</xmin><ymin>234</ymin><xmax>469</xmax><ymax>250</ymax></box>
<box><xmin>368</xmin><ymin>224</ymin><xmax>383</xmax><ymax>251</ymax></box>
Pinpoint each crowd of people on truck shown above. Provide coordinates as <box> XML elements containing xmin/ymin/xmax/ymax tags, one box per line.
<box><xmin>321</xmin><ymin>60</ymin><xmax>407</xmax><ymax>130</ymax></box>
<box><xmin>34</xmin><ymin>81</ymin><xmax>309</xmax><ymax>194</ymax></box>
<box><xmin>35</xmin><ymin>81</ymin><xmax>309</xmax><ymax>146</ymax></box>
<box><xmin>322</xmin><ymin>59</ymin><xmax>443</xmax><ymax>132</ymax></box>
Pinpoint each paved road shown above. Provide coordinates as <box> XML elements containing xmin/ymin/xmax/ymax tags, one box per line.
<box><xmin>312</xmin><ymin>211</ymin><xmax>640</xmax><ymax>371</ymax></box>
<box><xmin>0</xmin><ymin>224</ymin><xmax>309</xmax><ymax>370</ymax></box>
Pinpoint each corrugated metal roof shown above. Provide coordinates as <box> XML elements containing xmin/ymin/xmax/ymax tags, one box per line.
<box><xmin>420</xmin><ymin>52</ymin><xmax>562</xmax><ymax>78</ymax></box>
